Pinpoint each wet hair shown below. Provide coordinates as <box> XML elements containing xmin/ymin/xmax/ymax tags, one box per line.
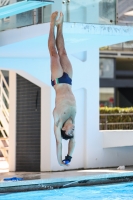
<box><xmin>61</xmin><ymin>129</ymin><xmax>74</xmax><ymax>140</ymax></box>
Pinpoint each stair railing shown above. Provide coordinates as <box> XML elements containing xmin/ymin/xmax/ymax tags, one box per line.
<box><xmin>0</xmin><ymin>70</ymin><xmax>9</xmax><ymax>162</ymax></box>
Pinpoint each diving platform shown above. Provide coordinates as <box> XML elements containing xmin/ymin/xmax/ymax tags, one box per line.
<box><xmin>0</xmin><ymin>0</ymin><xmax>54</xmax><ymax>19</ymax></box>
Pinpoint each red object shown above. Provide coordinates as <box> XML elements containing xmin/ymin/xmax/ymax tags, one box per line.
<box><xmin>109</xmin><ymin>98</ymin><xmax>114</xmax><ymax>103</ymax></box>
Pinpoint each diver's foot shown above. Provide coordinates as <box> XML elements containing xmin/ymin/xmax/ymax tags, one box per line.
<box><xmin>50</xmin><ymin>11</ymin><xmax>58</xmax><ymax>26</ymax></box>
<box><xmin>56</xmin><ymin>12</ymin><xmax>64</xmax><ymax>26</ymax></box>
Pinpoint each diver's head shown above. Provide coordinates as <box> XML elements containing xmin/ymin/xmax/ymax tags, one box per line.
<box><xmin>61</xmin><ymin>120</ymin><xmax>75</xmax><ymax>140</ymax></box>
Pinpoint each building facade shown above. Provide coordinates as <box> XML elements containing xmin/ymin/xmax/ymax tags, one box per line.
<box><xmin>1</xmin><ymin>0</ymin><xmax>133</xmax><ymax>172</ymax></box>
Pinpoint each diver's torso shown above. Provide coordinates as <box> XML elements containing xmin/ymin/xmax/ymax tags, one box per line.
<box><xmin>53</xmin><ymin>84</ymin><xmax>76</xmax><ymax>126</ymax></box>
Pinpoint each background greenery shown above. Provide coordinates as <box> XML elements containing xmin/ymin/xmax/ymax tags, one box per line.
<box><xmin>100</xmin><ymin>107</ymin><xmax>133</xmax><ymax>130</ymax></box>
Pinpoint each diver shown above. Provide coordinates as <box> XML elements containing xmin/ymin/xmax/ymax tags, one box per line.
<box><xmin>48</xmin><ymin>11</ymin><xmax>76</xmax><ymax>166</ymax></box>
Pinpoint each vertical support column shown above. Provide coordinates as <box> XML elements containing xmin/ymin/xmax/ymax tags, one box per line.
<box><xmin>9</xmin><ymin>71</ymin><xmax>16</xmax><ymax>171</ymax></box>
<box><xmin>84</xmin><ymin>48</ymin><xmax>100</xmax><ymax>168</ymax></box>
<box><xmin>41</xmin><ymin>85</ymin><xmax>52</xmax><ymax>171</ymax></box>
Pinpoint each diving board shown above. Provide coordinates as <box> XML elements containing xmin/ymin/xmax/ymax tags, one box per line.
<box><xmin>0</xmin><ymin>0</ymin><xmax>54</xmax><ymax>19</ymax></box>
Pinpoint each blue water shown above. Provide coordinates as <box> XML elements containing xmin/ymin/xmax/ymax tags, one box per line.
<box><xmin>0</xmin><ymin>182</ymin><xmax>133</xmax><ymax>200</ymax></box>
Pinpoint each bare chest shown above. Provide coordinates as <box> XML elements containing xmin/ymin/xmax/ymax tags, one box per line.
<box><xmin>53</xmin><ymin>103</ymin><xmax>76</xmax><ymax>126</ymax></box>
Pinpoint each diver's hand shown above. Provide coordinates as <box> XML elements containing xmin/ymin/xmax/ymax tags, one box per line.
<box><xmin>62</xmin><ymin>160</ymin><xmax>70</xmax><ymax>165</ymax></box>
<box><xmin>59</xmin><ymin>161</ymin><xmax>69</xmax><ymax>167</ymax></box>
<box><xmin>62</xmin><ymin>155</ymin><xmax>72</xmax><ymax>165</ymax></box>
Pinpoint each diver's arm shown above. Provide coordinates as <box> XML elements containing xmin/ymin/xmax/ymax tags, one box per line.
<box><xmin>54</xmin><ymin>124</ymin><xmax>67</xmax><ymax>166</ymax></box>
<box><xmin>68</xmin><ymin>136</ymin><xmax>75</xmax><ymax>157</ymax></box>
<box><xmin>68</xmin><ymin>117</ymin><xmax>76</xmax><ymax>157</ymax></box>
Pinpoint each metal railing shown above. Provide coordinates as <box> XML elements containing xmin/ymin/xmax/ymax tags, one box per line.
<box><xmin>100</xmin><ymin>113</ymin><xmax>133</xmax><ymax>130</ymax></box>
<box><xmin>0</xmin><ymin>70</ymin><xmax>9</xmax><ymax>162</ymax></box>
<box><xmin>0</xmin><ymin>71</ymin><xmax>9</xmax><ymax>124</ymax></box>
<box><xmin>100</xmin><ymin>41</ymin><xmax>133</xmax><ymax>52</ymax></box>
<box><xmin>0</xmin><ymin>0</ymin><xmax>10</xmax><ymax>7</ymax></box>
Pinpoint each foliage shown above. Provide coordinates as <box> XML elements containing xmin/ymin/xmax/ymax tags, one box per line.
<box><xmin>100</xmin><ymin>107</ymin><xmax>133</xmax><ymax>130</ymax></box>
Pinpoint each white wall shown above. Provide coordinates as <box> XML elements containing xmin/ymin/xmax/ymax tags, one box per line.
<box><xmin>102</xmin><ymin>130</ymin><xmax>133</xmax><ymax>148</ymax></box>
<box><xmin>1</xmin><ymin>22</ymin><xmax>133</xmax><ymax>171</ymax></box>
<box><xmin>8</xmin><ymin>68</ymin><xmax>53</xmax><ymax>171</ymax></box>
<box><xmin>9</xmin><ymin>71</ymin><xmax>16</xmax><ymax>171</ymax></box>
<box><xmin>5</xmin><ymin>49</ymin><xmax>133</xmax><ymax>171</ymax></box>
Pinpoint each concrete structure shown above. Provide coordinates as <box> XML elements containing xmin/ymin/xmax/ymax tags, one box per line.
<box><xmin>1</xmin><ymin>0</ymin><xmax>133</xmax><ymax>172</ymax></box>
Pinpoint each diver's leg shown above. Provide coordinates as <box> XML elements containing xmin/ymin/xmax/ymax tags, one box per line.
<box><xmin>48</xmin><ymin>12</ymin><xmax>63</xmax><ymax>80</ymax></box>
<box><xmin>56</xmin><ymin>12</ymin><xmax>73</xmax><ymax>79</ymax></box>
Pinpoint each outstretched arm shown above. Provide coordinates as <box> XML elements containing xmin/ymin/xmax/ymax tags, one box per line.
<box><xmin>68</xmin><ymin>118</ymin><xmax>76</xmax><ymax>157</ymax></box>
<box><xmin>54</xmin><ymin>124</ymin><xmax>67</xmax><ymax>166</ymax></box>
<box><xmin>62</xmin><ymin>137</ymin><xmax>75</xmax><ymax>165</ymax></box>
<box><xmin>68</xmin><ymin>137</ymin><xmax>75</xmax><ymax>157</ymax></box>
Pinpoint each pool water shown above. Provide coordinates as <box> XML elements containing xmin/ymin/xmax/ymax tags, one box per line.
<box><xmin>0</xmin><ymin>182</ymin><xmax>133</xmax><ymax>200</ymax></box>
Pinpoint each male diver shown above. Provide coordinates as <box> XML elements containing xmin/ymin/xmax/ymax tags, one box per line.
<box><xmin>48</xmin><ymin>11</ymin><xmax>76</xmax><ymax>166</ymax></box>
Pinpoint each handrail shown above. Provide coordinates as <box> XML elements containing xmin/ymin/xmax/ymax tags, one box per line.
<box><xmin>0</xmin><ymin>70</ymin><xmax>9</xmax><ymax>162</ymax></box>
<box><xmin>0</xmin><ymin>71</ymin><xmax>9</xmax><ymax>91</ymax></box>
<box><xmin>100</xmin><ymin>113</ymin><xmax>133</xmax><ymax>116</ymax></box>
<box><xmin>1</xmin><ymin>87</ymin><xmax>9</xmax><ymax>104</ymax></box>
<box><xmin>0</xmin><ymin>125</ymin><xmax>8</xmax><ymax>138</ymax></box>
<box><xmin>0</xmin><ymin>0</ymin><xmax>10</xmax><ymax>7</ymax></box>
<box><xmin>0</xmin><ymin>137</ymin><xmax>8</xmax><ymax>140</ymax></box>
<box><xmin>0</xmin><ymin>71</ymin><xmax>9</xmax><ymax>123</ymax></box>
<box><xmin>0</xmin><ymin>109</ymin><xmax>9</xmax><ymax>136</ymax></box>
<box><xmin>2</xmin><ymin>102</ymin><xmax>9</xmax><ymax>123</ymax></box>
<box><xmin>100</xmin><ymin>41</ymin><xmax>133</xmax><ymax>52</ymax></box>
<box><xmin>100</xmin><ymin>113</ymin><xmax>133</xmax><ymax>130</ymax></box>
